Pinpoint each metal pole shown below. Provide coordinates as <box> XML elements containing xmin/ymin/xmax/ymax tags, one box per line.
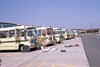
<box><xmin>91</xmin><ymin>22</ymin><xmax>93</xmax><ymax>33</ymax></box>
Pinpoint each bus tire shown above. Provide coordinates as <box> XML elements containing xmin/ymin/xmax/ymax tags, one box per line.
<box><xmin>55</xmin><ymin>39</ymin><xmax>57</xmax><ymax>43</ymax></box>
<box><xmin>21</xmin><ymin>45</ymin><xmax>30</xmax><ymax>52</ymax></box>
<box><xmin>53</xmin><ymin>40</ymin><xmax>56</xmax><ymax>45</ymax></box>
<box><xmin>37</xmin><ymin>45</ymin><xmax>41</xmax><ymax>50</ymax></box>
<box><xmin>19</xmin><ymin>45</ymin><xmax>24</xmax><ymax>51</ymax></box>
<box><xmin>35</xmin><ymin>42</ymin><xmax>41</xmax><ymax>50</ymax></box>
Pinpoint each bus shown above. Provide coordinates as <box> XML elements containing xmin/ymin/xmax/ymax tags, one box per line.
<box><xmin>72</xmin><ymin>30</ymin><xmax>79</xmax><ymax>37</ymax></box>
<box><xmin>53</xmin><ymin>28</ymin><xmax>64</xmax><ymax>43</ymax></box>
<box><xmin>36</xmin><ymin>26</ymin><xmax>56</xmax><ymax>46</ymax></box>
<box><xmin>68</xmin><ymin>29</ymin><xmax>75</xmax><ymax>39</ymax></box>
<box><xmin>62</xmin><ymin>29</ymin><xmax>70</xmax><ymax>40</ymax></box>
<box><xmin>0</xmin><ymin>25</ymin><xmax>41</xmax><ymax>52</ymax></box>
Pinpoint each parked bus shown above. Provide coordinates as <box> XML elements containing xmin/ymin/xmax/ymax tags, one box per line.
<box><xmin>0</xmin><ymin>25</ymin><xmax>41</xmax><ymax>52</ymax></box>
<box><xmin>62</xmin><ymin>29</ymin><xmax>70</xmax><ymax>40</ymax></box>
<box><xmin>53</xmin><ymin>28</ymin><xmax>64</xmax><ymax>43</ymax></box>
<box><xmin>36</xmin><ymin>26</ymin><xmax>56</xmax><ymax>46</ymax></box>
<box><xmin>72</xmin><ymin>30</ymin><xmax>79</xmax><ymax>37</ymax></box>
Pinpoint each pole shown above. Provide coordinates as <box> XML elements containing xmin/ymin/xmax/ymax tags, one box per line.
<box><xmin>91</xmin><ymin>22</ymin><xmax>93</xmax><ymax>33</ymax></box>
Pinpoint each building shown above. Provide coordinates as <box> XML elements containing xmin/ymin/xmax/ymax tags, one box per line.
<box><xmin>0</xmin><ymin>22</ymin><xmax>19</xmax><ymax>28</ymax></box>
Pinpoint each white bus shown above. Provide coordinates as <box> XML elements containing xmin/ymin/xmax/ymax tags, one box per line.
<box><xmin>67</xmin><ymin>29</ymin><xmax>75</xmax><ymax>39</ymax></box>
<box><xmin>72</xmin><ymin>30</ymin><xmax>79</xmax><ymax>37</ymax></box>
<box><xmin>36</xmin><ymin>26</ymin><xmax>56</xmax><ymax>46</ymax></box>
<box><xmin>62</xmin><ymin>29</ymin><xmax>70</xmax><ymax>40</ymax></box>
<box><xmin>0</xmin><ymin>25</ymin><xmax>41</xmax><ymax>52</ymax></box>
<box><xmin>53</xmin><ymin>28</ymin><xmax>64</xmax><ymax>43</ymax></box>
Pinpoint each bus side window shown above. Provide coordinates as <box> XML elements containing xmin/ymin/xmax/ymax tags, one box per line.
<box><xmin>21</xmin><ymin>32</ymin><xmax>24</xmax><ymax>37</ymax></box>
<box><xmin>47</xmin><ymin>28</ymin><xmax>52</xmax><ymax>35</ymax></box>
<box><xmin>0</xmin><ymin>31</ymin><xmax>8</xmax><ymax>38</ymax></box>
<box><xmin>42</xmin><ymin>30</ymin><xmax>46</xmax><ymax>36</ymax></box>
<box><xmin>53</xmin><ymin>31</ymin><xmax>57</xmax><ymax>34</ymax></box>
<box><xmin>9</xmin><ymin>30</ymin><xmax>15</xmax><ymax>37</ymax></box>
<box><xmin>28</xmin><ymin>31</ymin><xmax>32</xmax><ymax>36</ymax></box>
<box><xmin>37</xmin><ymin>30</ymin><xmax>41</xmax><ymax>36</ymax></box>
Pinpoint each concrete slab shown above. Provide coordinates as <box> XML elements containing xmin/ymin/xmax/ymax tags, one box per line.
<box><xmin>0</xmin><ymin>37</ymin><xmax>90</xmax><ymax>67</ymax></box>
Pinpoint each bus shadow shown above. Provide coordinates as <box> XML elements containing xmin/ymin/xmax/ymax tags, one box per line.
<box><xmin>0</xmin><ymin>48</ymin><xmax>40</xmax><ymax>53</ymax></box>
<box><xmin>0</xmin><ymin>50</ymin><xmax>19</xmax><ymax>53</ymax></box>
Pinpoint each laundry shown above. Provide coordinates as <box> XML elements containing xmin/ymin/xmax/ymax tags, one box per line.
<box><xmin>60</xmin><ymin>50</ymin><xmax>66</xmax><ymax>52</ymax></box>
<box><xmin>64</xmin><ymin>44</ymin><xmax>79</xmax><ymax>47</ymax></box>
<box><xmin>50</xmin><ymin>48</ymin><xmax>58</xmax><ymax>51</ymax></box>
<box><xmin>42</xmin><ymin>47</ymin><xmax>58</xmax><ymax>52</ymax></box>
<box><xmin>75</xmin><ymin>44</ymin><xmax>79</xmax><ymax>46</ymax></box>
<box><xmin>43</xmin><ymin>48</ymin><xmax>50</xmax><ymax>52</ymax></box>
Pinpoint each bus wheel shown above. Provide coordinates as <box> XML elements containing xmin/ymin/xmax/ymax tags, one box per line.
<box><xmin>37</xmin><ymin>44</ymin><xmax>41</xmax><ymax>50</ymax></box>
<box><xmin>55</xmin><ymin>39</ymin><xmax>57</xmax><ymax>43</ymax></box>
<box><xmin>20</xmin><ymin>45</ymin><xmax>30</xmax><ymax>52</ymax></box>
<box><xmin>53</xmin><ymin>40</ymin><xmax>56</xmax><ymax>45</ymax></box>
<box><xmin>35</xmin><ymin>42</ymin><xmax>41</xmax><ymax>50</ymax></box>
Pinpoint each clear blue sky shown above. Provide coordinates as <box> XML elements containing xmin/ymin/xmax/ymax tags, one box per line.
<box><xmin>0</xmin><ymin>0</ymin><xmax>100</xmax><ymax>29</ymax></box>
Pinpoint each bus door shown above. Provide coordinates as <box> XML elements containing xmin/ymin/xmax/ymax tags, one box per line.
<box><xmin>32</xmin><ymin>31</ymin><xmax>40</xmax><ymax>45</ymax></box>
<box><xmin>27</xmin><ymin>29</ymin><xmax>37</xmax><ymax>48</ymax></box>
<box><xmin>16</xmin><ymin>28</ymin><xmax>28</xmax><ymax>43</ymax></box>
<box><xmin>15</xmin><ymin>29</ymin><xmax>21</xmax><ymax>44</ymax></box>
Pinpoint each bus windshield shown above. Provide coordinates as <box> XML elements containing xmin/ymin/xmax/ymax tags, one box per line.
<box><xmin>47</xmin><ymin>28</ymin><xmax>53</xmax><ymax>35</ymax></box>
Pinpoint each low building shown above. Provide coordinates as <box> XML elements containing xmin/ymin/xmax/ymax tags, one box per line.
<box><xmin>0</xmin><ymin>22</ymin><xmax>19</xmax><ymax>28</ymax></box>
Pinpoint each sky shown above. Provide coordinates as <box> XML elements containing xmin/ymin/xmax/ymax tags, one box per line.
<box><xmin>0</xmin><ymin>0</ymin><xmax>100</xmax><ymax>29</ymax></box>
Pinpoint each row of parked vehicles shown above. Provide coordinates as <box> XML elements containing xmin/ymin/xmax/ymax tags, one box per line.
<box><xmin>0</xmin><ymin>25</ymin><xmax>79</xmax><ymax>52</ymax></box>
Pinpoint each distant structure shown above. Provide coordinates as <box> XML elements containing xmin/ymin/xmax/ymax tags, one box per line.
<box><xmin>0</xmin><ymin>22</ymin><xmax>20</xmax><ymax>28</ymax></box>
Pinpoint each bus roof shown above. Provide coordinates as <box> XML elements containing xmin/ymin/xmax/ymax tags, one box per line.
<box><xmin>0</xmin><ymin>22</ymin><xmax>18</xmax><ymax>25</ymax></box>
<box><xmin>0</xmin><ymin>25</ymin><xmax>35</xmax><ymax>31</ymax></box>
<box><xmin>62</xmin><ymin>29</ymin><xmax>69</xmax><ymax>31</ymax></box>
<box><xmin>36</xmin><ymin>26</ymin><xmax>51</xmax><ymax>30</ymax></box>
<box><xmin>53</xmin><ymin>27</ymin><xmax>62</xmax><ymax>30</ymax></box>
